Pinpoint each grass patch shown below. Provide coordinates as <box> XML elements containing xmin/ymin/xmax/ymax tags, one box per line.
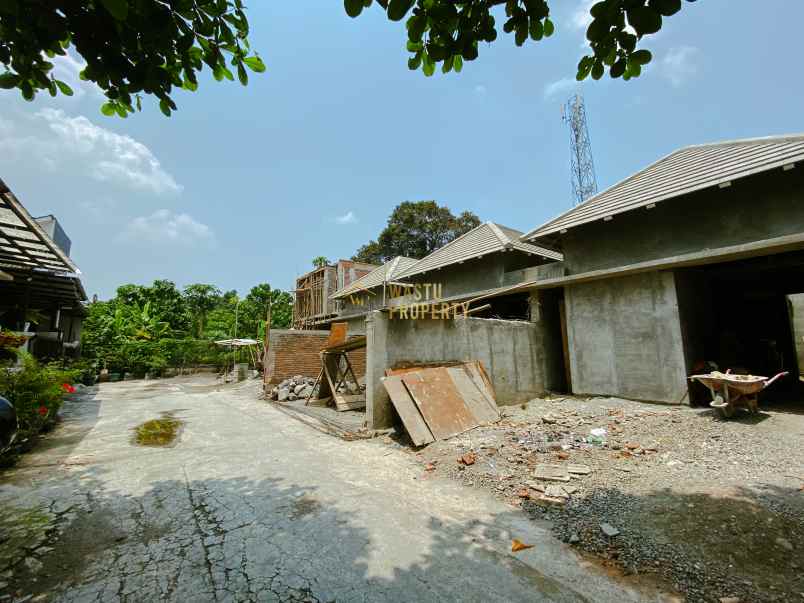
<box><xmin>133</xmin><ymin>414</ymin><xmax>183</xmax><ymax>447</ymax></box>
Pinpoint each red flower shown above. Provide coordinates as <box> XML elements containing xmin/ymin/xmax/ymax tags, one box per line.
<box><xmin>61</xmin><ymin>383</ymin><xmax>76</xmax><ymax>393</ymax></box>
<box><xmin>38</xmin><ymin>405</ymin><xmax>48</xmax><ymax>417</ymax></box>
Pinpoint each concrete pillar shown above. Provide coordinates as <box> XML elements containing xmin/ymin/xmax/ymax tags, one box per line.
<box><xmin>365</xmin><ymin>310</ymin><xmax>393</xmax><ymax>429</ymax></box>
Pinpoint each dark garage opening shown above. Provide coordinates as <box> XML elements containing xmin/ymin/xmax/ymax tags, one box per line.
<box><xmin>676</xmin><ymin>250</ymin><xmax>804</xmax><ymax>408</ymax></box>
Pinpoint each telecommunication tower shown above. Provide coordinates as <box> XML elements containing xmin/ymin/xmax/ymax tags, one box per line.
<box><xmin>562</xmin><ymin>94</ymin><xmax>598</xmax><ymax>205</ymax></box>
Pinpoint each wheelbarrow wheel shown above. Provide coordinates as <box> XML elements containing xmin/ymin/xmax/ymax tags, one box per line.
<box><xmin>711</xmin><ymin>395</ymin><xmax>735</xmax><ymax>419</ymax></box>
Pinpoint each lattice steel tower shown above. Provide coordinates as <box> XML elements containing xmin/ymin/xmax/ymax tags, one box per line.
<box><xmin>562</xmin><ymin>94</ymin><xmax>598</xmax><ymax>205</ymax></box>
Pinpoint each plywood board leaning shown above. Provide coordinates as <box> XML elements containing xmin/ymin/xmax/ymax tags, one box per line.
<box><xmin>381</xmin><ymin>376</ymin><xmax>434</xmax><ymax>446</ymax></box>
<box><xmin>401</xmin><ymin>367</ymin><xmax>479</xmax><ymax>440</ymax></box>
<box><xmin>446</xmin><ymin>366</ymin><xmax>500</xmax><ymax>424</ymax></box>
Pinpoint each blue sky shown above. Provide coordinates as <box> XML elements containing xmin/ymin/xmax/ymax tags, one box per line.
<box><xmin>1</xmin><ymin>1</ymin><xmax>802</xmax><ymax>300</ymax></box>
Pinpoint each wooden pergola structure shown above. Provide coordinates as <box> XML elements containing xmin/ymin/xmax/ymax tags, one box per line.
<box><xmin>0</xmin><ymin>179</ymin><xmax>86</xmax><ymax>357</ymax></box>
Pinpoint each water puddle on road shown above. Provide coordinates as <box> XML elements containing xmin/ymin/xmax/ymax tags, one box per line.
<box><xmin>132</xmin><ymin>412</ymin><xmax>185</xmax><ymax>447</ymax></box>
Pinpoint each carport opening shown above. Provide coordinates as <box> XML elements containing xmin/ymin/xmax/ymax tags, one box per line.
<box><xmin>677</xmin><ymin>250</ymin><xmax>804</xmax><ymax>409</ymax></box>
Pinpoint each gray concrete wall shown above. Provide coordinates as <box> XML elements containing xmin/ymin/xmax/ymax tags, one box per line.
<box><xmin>791</xmin><ymin>293</ymin><xmax>804</xmax><ymax>377</ymax></box>
<box><xmin>365</xmin><ymin>310</ymin><xmax>554</xmax><ymax>429</ymax></box>
<box><xmin>561</xmin><ymin>168</ymin><xmax>804</xmax><ymax>274</ymax></box>
<box><xmin>565</xmin><ymin>271</ymin><xmax>688</xmax><ymax>403</ymax></box>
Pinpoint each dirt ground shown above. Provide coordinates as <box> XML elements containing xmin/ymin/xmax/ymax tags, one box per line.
<box><xmin>409</xmin><ymin>395</ymin><xmax>804</xmax><ymax>603</ymax></box>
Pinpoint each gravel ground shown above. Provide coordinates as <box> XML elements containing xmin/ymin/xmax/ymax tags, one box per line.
<box><xmin>412</xmin><ymin>395</ymin><xmax>804</xmax><ymax>603</ymax></box>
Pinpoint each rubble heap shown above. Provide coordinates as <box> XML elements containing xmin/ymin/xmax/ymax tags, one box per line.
<box><xmin>268</xmin><ymin>375</ymin><xmax>318</xmax><ymax>402</ymax></box>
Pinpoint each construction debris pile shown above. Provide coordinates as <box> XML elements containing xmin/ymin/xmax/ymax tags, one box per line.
<box><xmin>413</xmin><ymin>396</ymin><xmax>804</xmax><ymax>603</ymax></box>
<box><xmin>268</xmin><ymin>375</ymin><xmax>317</xmax><ymax>402</ymax></box>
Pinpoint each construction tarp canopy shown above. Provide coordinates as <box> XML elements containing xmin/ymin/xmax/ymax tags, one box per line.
<box><xmin>214</xmin><ymin>338</ymin><xmax>260</xmax><ymax>347</ymax></box>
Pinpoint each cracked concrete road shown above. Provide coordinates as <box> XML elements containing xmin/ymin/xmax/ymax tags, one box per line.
<box><xmin>0</xmin><ymin>376</ymin><xmax>671</xmax><ymax>602</ymax></box>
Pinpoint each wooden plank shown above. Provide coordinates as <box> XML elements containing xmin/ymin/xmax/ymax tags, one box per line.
<box><xmin>381</xmin><ymin>376</ymin><xmax>434</xmax><ymax>446</ymax></box>
<box><xmin>447</xmin><ymin>366</ymin><xmax>500</xmax><ymax>423</ymax></box>
<box><xmin>401</xmin><ymin>368</ymin><xmax>479</xmax><ymax>440</ymax></box>
<box><xmin>385</xmin><ymin>361</ymin><xmax>462</xmax><ymax>377</ymax></box>
<box><xmin>334</xmin><ymin>394</ymin><xmax>366</xmax><ymax>412</ymax></box>
<box><xmin>463</xmin><ymin>362</ymin><xmax>498</xmax><ymax>414</ymax></box>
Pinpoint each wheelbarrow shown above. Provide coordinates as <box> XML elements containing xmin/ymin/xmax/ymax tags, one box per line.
<box><xmin>688</xmin><ymin>370</ymin><xmax>788</xmax><ymax>418</ymax></box>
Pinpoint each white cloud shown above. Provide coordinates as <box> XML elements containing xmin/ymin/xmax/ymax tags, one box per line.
<box><xmin>121</xmin><ymin>209</ymin><xmax>214</xmax><ymax>246</ymax></box>
<box><xmin>335</xmin><ymin>211</ymin><xmax>357</xmax><ymax>225</ymax></box>
<box><xmin>661</xmin><ymin>46</ymin><xmax>700</xmax><ymax>87</ymax></box>
<box><xmin>544</xmin><ymin>77</ymin><xmax>579</xmax><ymax>100</ymax></box>
<box><xmin>39</xmin><ymin>108</ymin><xmax>182</xmax><ymax>194</ymax></box>
<box><xmin>0</xmin><ymin>109</ymin><xmax>181</xmax><ymax>195</ymax></box>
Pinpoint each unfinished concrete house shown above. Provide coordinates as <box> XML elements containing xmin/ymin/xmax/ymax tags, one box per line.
<box><xmin>292</xmin><ymin>259</ymin><xmax>376</xmax><ymax>329</ymax></box>
<box><xmin>329</xmin><ymin>256</ymin><xmax>419</xmax><ymax>334</ymax></box>
<box><xmin>263</xmin><ymin>259</ymin><xmax>375</xmax><ymax>384</ymax></box>
<box><xmin>340</xmin><ymin>222</ymin><xmax>565</xmax><ymax>429</ymax></box>
<box><xmin>517</xmin><ymin>134</ymin><xmax>804</xmax><ymax>407</ymax></box>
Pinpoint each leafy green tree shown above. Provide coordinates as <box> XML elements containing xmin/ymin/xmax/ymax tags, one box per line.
<box><xmin>344</xmin><ymin>0</ymin><xmax>690</xmax><ymax>81</ymax></box>
<box><xmin>353</xmin><ymin>201</ymin><xmax>481</xmax><ymax>263</ymax></box>
<box><xmin>0</xmin><ymin>0</ymin><xmax>265</xmax><ymax>117</ymax></box>
<box><xmin>183</xmin><ymin>284</ymin><xmax>222</xmax><ymax>338</ymax></box>
<box><xmin>312</xmin><ymin>256</ymin><xmax>330</xmax><ymax>269</ymax></box>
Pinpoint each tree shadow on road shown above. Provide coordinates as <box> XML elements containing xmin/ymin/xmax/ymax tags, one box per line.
<box><xmin>0</xmin><ymin>464</ymin><xmax>658</xmax><ymax>603</ymax></box>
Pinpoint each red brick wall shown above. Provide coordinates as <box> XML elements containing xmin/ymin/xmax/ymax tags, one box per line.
<box><xmin>265</xmin><ymin>330</ymin><xmax>366</xmax><ymax>384</ymax></box>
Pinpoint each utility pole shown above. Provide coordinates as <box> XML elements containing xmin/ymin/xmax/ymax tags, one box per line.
<box><xmin>562</xmin><ymin>94</ymin><xmax>599</xmax><ymax>205</ymax></box>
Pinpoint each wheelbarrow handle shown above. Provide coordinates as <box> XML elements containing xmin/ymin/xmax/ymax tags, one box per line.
<box><xmin>763</xmin><ymin>372</ymin><xmax>789</xmax><ymax>388</ymax></box>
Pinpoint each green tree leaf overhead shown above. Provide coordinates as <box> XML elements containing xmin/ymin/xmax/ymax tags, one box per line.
<box><xmin>344</xmin><ymin>0</ymin><xmax>692</xmax><ymax>82</ymax></box>
<box><xmin>352</xmin><ymin>201</ymin><xmax>481</xmax><ymax>263</ymax></box>
<box><xmin>0</xmin><ymin>0</ymin><xmax>263</xmax><ymax>117</ymax></box>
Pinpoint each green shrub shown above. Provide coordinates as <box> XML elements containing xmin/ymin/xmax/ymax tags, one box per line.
<box><xmin>0</xmin><ymin>351</ymin><xmax>79</xmax><ymax>462</ymax></box>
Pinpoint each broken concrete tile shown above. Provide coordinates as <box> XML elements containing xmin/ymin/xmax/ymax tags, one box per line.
<box><xmin>526</xmin><ymin>482</ymin><xmax>546</xmax><ymax>493</ymax></box>
<box><xmin>562</xmin><ymin>484</ymin><xmax>579</xmax><ymax>495</ymax></box>
<box><xmin>541</xmin><ymin>414</ymin><xmax>558</xmax><ymax>425</ymax></box>
<box><xmin>533</xmin><ymin>464</ymin><xmax>570</xmax><ymax>482</ymax></box>
<box><xmin>567</xmin><ymin>464</ymin><xmax>592</xmax><ymax>475</ymax></box>
<box><xmin>600</xmin><ymin>523</ymin><xmax>620</xmax><ymax>537</ymax></box>
<box><xmin>544</xmin><ymin>485</ymin><xmax>569</xmax><ymax>499</ymax></box>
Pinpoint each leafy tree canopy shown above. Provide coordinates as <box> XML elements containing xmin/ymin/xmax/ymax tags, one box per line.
<box><xmin>345</xmin><ymin>0</ymin><xmax>693</xmax><ymax>81</ymax></box>
<box><xmin>0</xmin><ymin>0</ymin><xmax>265</xmax><ymax>117</ymax></box>
<box><xmin>353</xmin><ymin>200</ymin><xmax>481</xmax><ymax>264</ymax></box>
<box><xmin>311</xmin><ymin>256</ymin><xmax>330</xmax><ymax>269</ymax></box>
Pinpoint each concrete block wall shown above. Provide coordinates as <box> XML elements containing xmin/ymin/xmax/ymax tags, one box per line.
<box><xmin>264</xmin><ymin>329</ymin><xmax>366</xmax><ymax>384</ymax></box>
<box><xmin>564</xmin><ymin>271</ymin><xmax>688</xmax><ymax>403</ymax></box>
<box><xmin>366</xmin><ymin>311</ymin><xmax>551</xmax><ymax>429</ymax></box>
